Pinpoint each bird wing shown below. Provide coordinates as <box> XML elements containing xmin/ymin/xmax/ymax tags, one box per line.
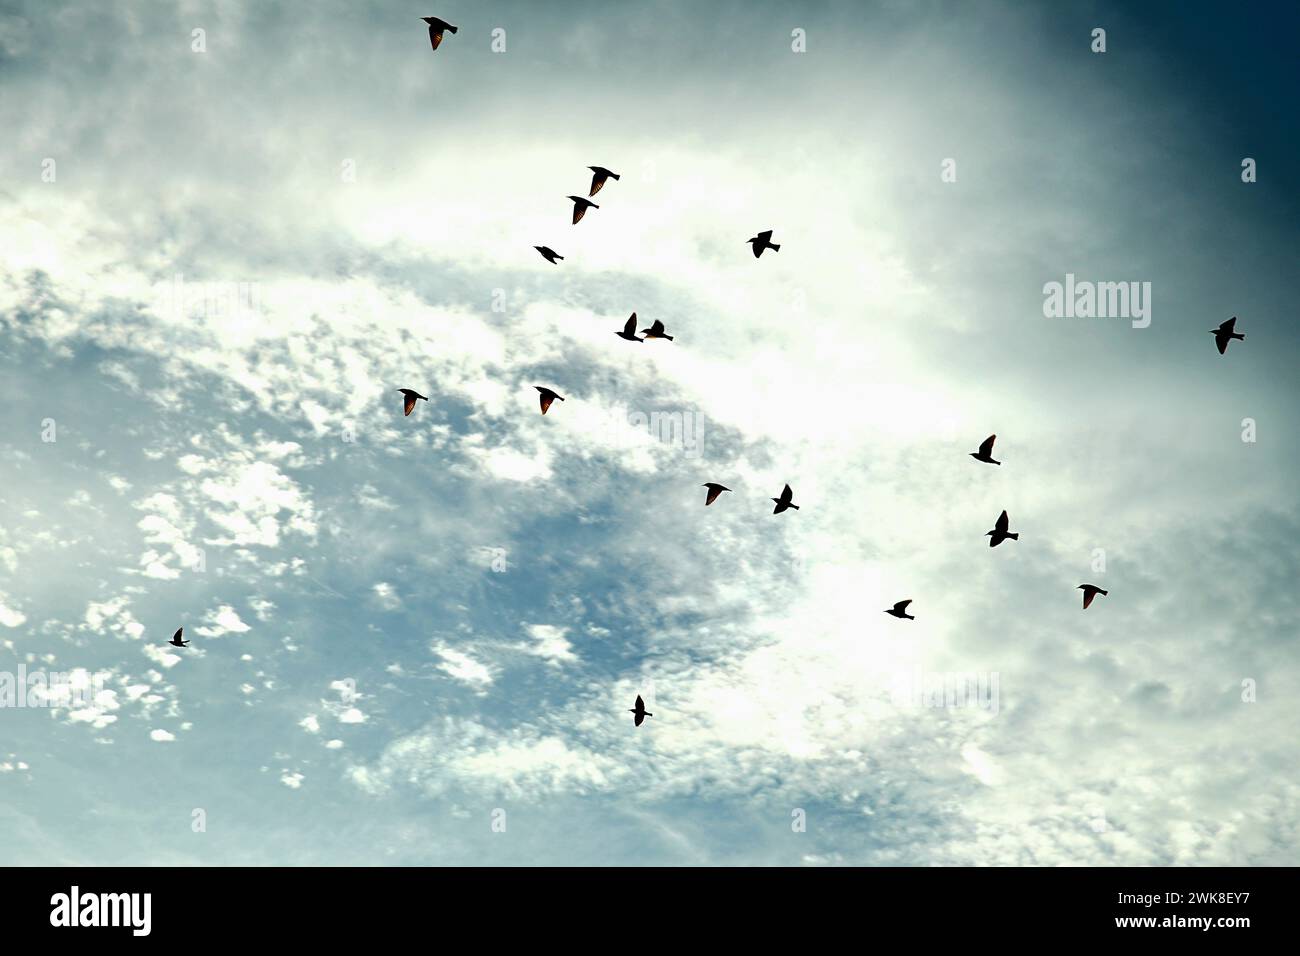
<box><xmin>428</xmin><ymin>25</ymin><xmax>444</xmax><ymax>50</ymax></box>
<box><xmin>539</xmin><ymin>393</ymin><xmax>554</xmax><ymax>414</ymax></box>
<box><xmin>635</xmin><ymin>695</ymin><xmax>644</xmax><ymax>709</ymax></box>
<box><xmin>757</xmin><ymin>230</ymin><xmax>773</xmax><ymax>243</ymax></box>
<box><xmin>1083</xmin><ymin>589</ymin><xmax>1096</xmax><ymax>609</ymax></box>
<box><xmin>751</xmin><ymin>242</ymin><xmax>763</xmax><ymax>258</ymax></box>
<box><xmin>572</xmin><ymin>203</ymin><xmax>586</xmax><ymax>225</ymax></box>
<box><xmin>781</xmin><ymin>483</ymin><xmax>793</xmax><ymax>502</ymax></box>
<box><xmin>995</xmin><ymin>510</ymin><xmax>1009</xmax><ymax>532</ymax></box>
<box><xmin>1215</xmin><ymin>332</ymin><xmax>1229</xmax><ymax>354</ymax></box>
<box><xmin>1222</xmin><ymin>317</ymin><xmax>1237</xmax><ymax>333</ymax></box>
<box><xmin>172</xmin><ymin>628</ymin><xmax>183</xmax><ymax>642</ymax></box>
<box><xmin>403</xmin><ymin>393</ymin><xmax>417</xmax><ymax>416</ymax></box>
<box><xmin>649</xmin><ymin>320</ymin><xmax>666</xmax><ymax>335</ymax></box>
<box><xmin>979</xmin><ymin>435</ymin><xmax>996</xmax><ymax>457</ymax></box>
<box><xmin>623</xmin><ymin>316</ymin><xmax>637</xmax><ymax>336</ymax></box>
<box><xmin>589</xmin><ymin>171</ymin><xmax>606</xmax><ymax>196</ymax></box>
<box><xmin>895</xmin><ymin>600</ymin><xmax>912</xmax><ymax>611</ymax></box>
<box><xmin>705</xmin><ymin>486</ymin><xmax>721</xmax><ymax>505</ymax></box>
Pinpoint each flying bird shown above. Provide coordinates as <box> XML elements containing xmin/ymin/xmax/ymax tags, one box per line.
<box><xmin>588</xmin><ymin>166</ymin><xmax>620</xmax><ymax>197</ymax></box>
<box><xmin>615</xmin><ymin>314</ymin><xmax>642</xmax><ymax>342</ymax></box>
<box><xmin>639</xmin><ymin>318</ymin><xmax>674</xmax><ymax>341</ymax></box>
<box><xmin>748</xmin><ymin>230</ymin><xmax>780</xmax><ymax>258</ymax></box>
<box><xmin>397</xmin><ymin>388</ymin><xmax>428</xmax><ymax>417</ymax></box>
<box><xmin>629</xmin><ymin>694</ymin><xmax>653</xmax><ymax>727</ymax></box>
<box><xmin>771</xmin><ymin>483</ymin><xmax>799</xmax><ymax>514</ymax></box>
<box><xmin>568</xmin><ymin>196</ymin><xmax>599</xmax><ymax>224</ymax></box>
<box><xmin>884</xmin><ymin>600</ymin><xmax>915</xmax><ymax>620</ymax></box>
<box><xmin>985</xmin><ymin>509</ymin><xmax>1019</xmax><ymax>547</ymax></box>
<box><xmin>534</xmin><ymin>386</ymin><xmax>565</xmax><ymax>415</ymax></box>
<box><xmin>1078</xmin><ymin>584</ymin><xmax>1108</xmax><ymax>609</ymax></box>
<box><xmin>970</xmin><ymin>434</ymin><xmax>1001</xmax><ymax>465</ymax></box>
<box><xmin>534</xmin><ymin>246</ymin><xmax>564</xmax><ymax>264</ymax></box>
<box><xmin>420</xmin><ymin>16</ymin><xmax>458</xmax><ymax>51</ymax></box>
<box><xmin>1210</xmin><ymin>316</ymin><xmax>1245</xmax><ymax>354</ymax></box>
<box><xmin>168</xmin><ymin>628</ymin><xmax>189</xmax><ymax>647</ymax></box>
<box><xmin>702</xmin><ymin>482</ymin><xmax>731</xmax><ymax>506</ymax></box>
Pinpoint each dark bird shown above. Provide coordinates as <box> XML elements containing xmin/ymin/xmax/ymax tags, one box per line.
<box><xmin>168</xmin><ymin>627</ymin><xmax>189</xmax><ymax>648</ymax></box>
<box><xmin>534</xmin><ymin>246</ymin><xmax>564</xmax><ymax>264</ymax></box>
<box><xmin>771</xmin><ymin>483</ymin><xmax>799</xmax><ymax>514</ymax></box>
<box><xmin>1078</xmin><ymin>584</ymin><xmax>1108</xmax><ymax>609</ymax></box>
<box><xmin>588</xmin><ymin>166</ymin><xmax>620</xmax><ymax>197</ymax></box>
<box><xmin>420</xmin><ymin>16</ymin><xmax>458</xmax><ymax>51</ymax></box>
<box><xmin>985</xmin><ymin>509</ymin><xmax>1019</xmax><ymax>547</ymax></box>
<box><xmin>748</xmin><ymin>229</ymin><xmax>780</xmax><ymax>258</ymax></box>
<box><xmin>568</xmin><ymin>196</ymin><xmax>599</xmax><ymax>225</ymax></box>
<box><xmin>1210</xmin><ymin>316</ymin><xmax>1245</xmax><ymax>354</ymax></box>
<box><xmin>702</xmin><ymin>482</ymin><xmax>731</xmax><ymax>506</ymax></box>
<box><xmin>629</xmin><ymin>694</ymin><xmax>653</xmax><ymax>727</ymax></box>
<box><xmin>640</xmin><ymin>318</ymin><xmax>674</xmax><ymax>341</ymax></box>
<box><xmin>884</xmin><ymin>600</ymin><xmax>915</xmax><ymax>620</ymax></box>
<box><xmin>397</xmin><ymin>388</ymin><xmax>428</xmax><ymax>417</ymax></box>
<box><xmin>615</xmin><ymin>314</ymin><xmax>643</xmax><ymax>342</ymax></box>
<box><xmin>534</xmin><ymin>386</ymin><xmax>565</xmax><ymax>415</ymax></box>
<box><xmin>969</xmin><ymin>434</ymin><xmax>1000</xmax><ymax>465</ymax></box>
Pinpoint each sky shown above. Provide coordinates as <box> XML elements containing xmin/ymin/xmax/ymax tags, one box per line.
<box><xmin>0</xmin><ymin>0</ymin><xmax>1297</xmax><ymax>865</ymax></box>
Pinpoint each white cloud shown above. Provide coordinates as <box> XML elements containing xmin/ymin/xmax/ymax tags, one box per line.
<box><xmin>196</xmin><ymin>605</ymin><xmax>250</xmax><ymax>638</ymax></box>
<box><xmin>432</xmin><ymin>643</ymin><xmax>495</xmax><ymax>691</ymax></box>
<box><xmin>522</xmin><ymin>624</ymin><xmax>577</xmax><ymax>666</ymax></box>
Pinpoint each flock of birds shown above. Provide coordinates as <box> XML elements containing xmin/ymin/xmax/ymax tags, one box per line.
<box><xmin>165</xmin><ymin>16</ymin><xmax>1250</xmax><ymax>729</ymax></box>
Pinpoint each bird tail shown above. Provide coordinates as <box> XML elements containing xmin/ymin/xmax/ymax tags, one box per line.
<box><xmin>1099</xmin><ymin>588</ymin><xmax>1108</xmax><ymax>596</ymax></box>
<box><xmin>770</xmin><ymin>243</ymin><xmax>781</xmax><ymax>252</ymax></box>
<box><xmin>1234</xmin><ymin>333</ymin><xmax>1245</xmax><ymax>340</ymax></box>
<box><xmin>1007</xmin><ymin>532</ymin><xmax>1018</xmax><ymax>540</ymax></box>
<box><xmin>790</xmin><ymin>504</ymin><xmax>800</xmax><ymax>510</ymax></box>
<box><xmin>663</xmin><ymin>334</ymin><xmax>674</xmax><ymax>341</ymax></box>
<box><xmin>448</xmin><ymin>25</ymin><xmax>458</xmax><ymax>33</ymax></box>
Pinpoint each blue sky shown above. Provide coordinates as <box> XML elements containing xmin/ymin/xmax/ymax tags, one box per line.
<box><xmin>0</xmin><ymin>0</ymin><xmax>1297</xmax><ymax>865</ymax></box>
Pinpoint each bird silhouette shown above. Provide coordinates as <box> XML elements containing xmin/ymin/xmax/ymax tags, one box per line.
<box><xmin>534</xmin><ymin>386</ymin><xmax>565</xmax><ymax>415</ymax></box>
<box><xmin>168</xmin><ymin>627</ymin><xmax>189</xmax><ymax>647</ymax></box>
<box><xmin>970</xmin><ymin>434</ymin><xmax>1000</xmax><ymax>465</ymax></box>
<box><xmin>640</xmin><ymin>318</ymin><xmax>674</xmax><ymax>341</ymax></box>
<box><xmin>615</xmin><ymin>314</ymin><xmax>643</xmax><ymax>342</ymax></box>
<box><xmin>397</xmin><ymin>388</ymin><xmax>428</xmax><ymax>417</ymax></box>
<box><xmin>1210</xmin><ymin>316</ymin><xmax>1245</xmax><ymax>354</ymax></box>
<box><xmin>420</xmin><ymin>16</ymin><xmax>458</xmax><ymax>51</ymax></box>
<box><xmin>985</xmin><ymin>509</ymin><xmax>1018</xmax><ymax>547</ymax></box>
<box><xmin>588</xmin><ymin>166</ymin><xmax>620</xmax><ymax>197</ymax></box>
<box><xmin>1078</xmin><ymin>584</ymin><xmax>1108</xmax><ymax>609</ymax></box>
<box><xmin>702</xmin><ymin>482</ymin><xmax>731</xmax><ymax>506</ymax></box>
<box><xmin>884</xmin><ymin>600</ymin><xmax>915</xmax><ymax>620</ymax></box>
<box><xmin>748</xmin><ymin>230</ymin><xmax>780</xmax><ymax>258</ymax></box>
<box><xmin>772</xmin><ymin>483</ymin><xmax>799</xmax><ymax>514</ymax></box>
<box><xmin>629</xmin><ymin>694</ymin><xmax>653</xmax><ymax>727</ymax></box>
<box><xmin>568</xmin><ymin>196</ymin><xmax>599</xmax><ymax>224</ymax></box>
<box><xmin>534</xmin><ymin>246</ymin><xmax>564</xmax><ymax>264</ymax></box>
